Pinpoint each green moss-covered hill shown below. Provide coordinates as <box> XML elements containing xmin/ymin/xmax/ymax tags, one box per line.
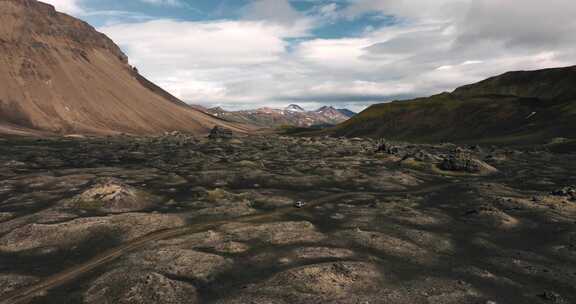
<box><xmin>330</xmin><ymin>66</ymin><xmax>576</xmax><ymax>144</ymax></box>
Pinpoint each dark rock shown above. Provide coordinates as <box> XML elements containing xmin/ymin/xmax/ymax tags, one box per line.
<box><xmin>537</xmin><ymin>291</ymin><xmax>568</xmax><ymax>304</ymax></box>
<box><xmin>439</xmin><ymin>152</ymin><xmax>498</xmax><ymax>174</ymax></box>
<box><xmin>551</xmin><ymin>186</ymin><xmax>576</xmax><ymax>200</ymax></box>
<box><xmin>469</xmin><ymin>145</ymin><xmax>484</xmax><ymax>153</ymax></box>
<box><xmin>208</xmin><ymin>126</ymin><xmax>234</xmax><ymax>140</ymax></box>
<box><xmin>375</xmin><ymin>139</ymin><xmax>404</xmax><ymax>155</ymax></box>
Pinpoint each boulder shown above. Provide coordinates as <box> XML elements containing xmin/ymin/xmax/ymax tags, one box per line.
<box><xmin>439</xmin><ymin>152</ymin><xmax>498</xmax><ymax>174</ymax></box>
<box><xmin>208</xmin><ymin>126</ymin><xmax>234</xmax><ymax>140</ymax></box>
<box><xmin>375</xmin><ymin>139</ymin><xmax>404</xmax><ymax>155</ymax></box>
<box><xmin>67</xmin><ymin>178</ymin><xmax>157</xmax><ymax>213</ymax></box>
<box><xmin>551</xmin><ymin>186</ymin><xmax>576</xmax><ymax>200</ymax></box>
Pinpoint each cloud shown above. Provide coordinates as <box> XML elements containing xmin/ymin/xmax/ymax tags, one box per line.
<box><xmin>343</xmin><ymin>0</ymin><xmax>468</xmax><ymax>22</ymax></box>
<box><xmin>101</xmin><ymin>20</ymin><xmax>291</xmax><ymax>67</ymax></box>
<box><xmin>41</xmin><ymin>0</ymin><xmax>84</xmax><ymax>15</ymax></box>
<box><xmin>244</xmin><ymin>0</ymin><xmax>302</xmax><ymax>25</ymax></box>
<box><xmin>339</xmin><ymin>0</ymin><xmax>576</xmax><ymax>97</ymax></box>
<box><xmin>99</xmin><ymin>19</ymin><xmax>304</xmax><ymax>109</ymax></box>
<box><xmin>242</xmin><ymin>0</ymin><xmax>316</xmax><ymax>37</ymax></box>
<box><xmin>455</xmin><ymin>0</ymin><xmax>576</xmax><ymax>50</ymax></box>
<box><xmin>138</xmin><ymin>0</ymin><xmax>183</xmax><ymax>6</ymax></box>
<box><xmin>95</xmin><ymin>0</ymin><xmax>576</xmax><ymax>112</ymax></box>
<box><xmin>317</xmin><ymin>3</ymin><xmax>340</xmax><ymax>20</ymax></box>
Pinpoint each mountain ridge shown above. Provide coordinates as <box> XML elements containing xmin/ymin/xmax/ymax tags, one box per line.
<box><xmin>206</xmin><ymin>104</ymin><xmax>355</xmax><ymax>128</ymax></box>
<box><xmin>327</xmin><ymin>65</ymin><xmax>576</xmax><ymax>144</ymax></box>
<box><xmin>453</xmin><ymin>65</ymin><xmax>576</xmax><ymax>101</ymax></box>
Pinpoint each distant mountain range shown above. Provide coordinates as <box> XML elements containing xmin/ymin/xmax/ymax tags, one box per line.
<box><xmin>197</xmin><ymin>104</ymin><xmax>356</xmax><ymax>128</ymax></box>
<box><xmin>328</xmin><ymin>66</ymin><xmax>576</xmax><ymax>145</ymax></box>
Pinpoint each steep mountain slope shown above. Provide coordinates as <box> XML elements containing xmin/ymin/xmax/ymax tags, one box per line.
<box><xmin>0</xmin><ymin>0</ymin><xmax>250</xmax><ymax>136</ymax></box>
<box><xmin>208</xmin><ymin>105</ymin><xmax>355</xmax><ymax>128</ymax></box>
<box><xmin>337</xmin><ymin>108</ymin><xmax>356</xmax><ymax>118</ymax></box>
<box><xmin>330</xmin><ymin>66</ymin><xmax>576</xmax><ymax>144</ymax></box>
<box><xmin>315</xmin><ymin>106</ymin><xmax>353</xmax><ymax>121</ymax></box>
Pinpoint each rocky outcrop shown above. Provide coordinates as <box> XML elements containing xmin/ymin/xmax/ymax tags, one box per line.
<box><xmin>208</xmin><ymin>126</ymin><xmax>234</xmax><ymax>140</ymax></box>
<box><xmin>84</xmin><ymin>268</ymin><xmax>198</xmax><ymax>304</ymax></box>
<box><xmin>551</xmin><ymin>186</ymin><xmax>576</xmax><ymax>200</ymax></box>
<box><xmin>215</xmin><ymin>262</ymin><xmax>385</xmax><ymax>303</ymax></box>
<box><xmin>439</xmin><ymin>152</ymin><xmax>498</xmax><ymax>174</ymax></box>
<box><xmin>375</xmin><ymin>140</ymin><xmax>404</xmax><ymax>155</ymax></box>
<box><xmin>67</xmin><ymin>178</ymin><xmax>157</xmax><ymax>213</ymax></box>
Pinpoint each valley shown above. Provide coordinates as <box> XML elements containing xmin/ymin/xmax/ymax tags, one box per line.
<box><xmin>1</xmin><ymin>1</ymin><xmax>575</xmax><ymax>303</ymax></box>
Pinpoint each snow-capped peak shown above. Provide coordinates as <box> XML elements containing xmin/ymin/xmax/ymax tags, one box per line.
<box><xmin>315</xmin><ymin>106</ymin><xmax>334</xmax><ymax>113</ymax></box>
<box><xmin>285</xmin><ymin>104</ymin><xmax>305</xmax><ymax>112</ymax></box>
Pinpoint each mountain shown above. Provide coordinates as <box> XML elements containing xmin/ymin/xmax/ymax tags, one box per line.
<box><xmin>206</xmin><ymin>104</ymin><xmax>355</xmax><ymax>128</ymax></box>
<box><xmin>337</xmin><ymin>108</ymin><xmax>356</xmax><ymax>118</ymax></box>
<box><xmin>0</xmin><ymin>0</ymin><xmax>250</xmax><ymax>136</ymax></box>
<box><xmin>285</xmin><ymin>104</ymin><xmax>305</xmax><ymax>113</ymax></box>
<box><xmin>315</xmin><ymin>106</ymin><xmax>355</xmax><ymax>120</ymax></box>
<box><xmin>329</xmin><ymin>66</ymin><xmax>576</xmax><ymax>144</ymax></box>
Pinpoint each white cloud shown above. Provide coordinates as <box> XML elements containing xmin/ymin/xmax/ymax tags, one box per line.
<box><xmin>40</xmin><ymin>0</ymin><xmax>84</xmax><ymax>15</ymax></box>
<box><xmin>316</xmin><ymin>3</ymin><xmax>341</xmax><ymax>20</ymax></box>
<box><xmin>242</xmin><ymin>0</ymin><xmax>316</xmax><ymax>37</ymax></box>
<box><xmin>95</xmin><ymin>0</ymin><xmax>576</xmax><ymax>112</ymax></box>
<box><xmin>338</xmin><ymin>0</ymin><xmax>576</xmax><ymax>98</ymax></box>
<box><xmin>297</xmin><ymin>38</ymin><xmax>373</xmax><ymax>69</ymax></box>
<box><xmin>455</xmin><ymin>0</ymin><xmax>576</xmax><ymax>49</ymax></box>
<box><xmin>99</xmin><ymin>20</ymin><xmax>303</xmax><ymax>109</ymax></box>
<box><xmin>343</xmin><ymin>0</ymin><xmax>468</xmax><ymax>22</ymax></box>
<box><xmin>138</xmin><ymin>0</ymin><xmax>183</xmax><ymax>6</ymax></box>
<box><xmin>101</xmin><ymin>20</ymin><xmax>290</xmax><ymax>67</ymax></box>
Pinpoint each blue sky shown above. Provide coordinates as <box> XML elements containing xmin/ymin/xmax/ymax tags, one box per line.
<box><xmin>43</xmin><ymin>0</ymin><xmax>575</xmax><ymax>111</ymax></box>
<box><xmin>81</xmin><ymin>1</ymin><xmax>397</xmax><ymax>40</ymax></box>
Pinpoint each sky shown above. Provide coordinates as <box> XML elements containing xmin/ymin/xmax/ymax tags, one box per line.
<box><xmin>42</xmin><ymin>0</ymin><xmax>575</xmax><ymax>111</ymax></box>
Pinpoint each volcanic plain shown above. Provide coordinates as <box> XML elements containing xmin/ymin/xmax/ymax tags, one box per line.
<box><xmin>0</xmin><ymin>133</ymin><xmax>575</xmax><ymax>304</ymax></box>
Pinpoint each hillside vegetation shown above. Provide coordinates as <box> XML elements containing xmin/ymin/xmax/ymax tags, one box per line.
<box><xmin>330</xmin><ymin>66</ymin><xmax>576</xmax><ymax>144</ymax></box>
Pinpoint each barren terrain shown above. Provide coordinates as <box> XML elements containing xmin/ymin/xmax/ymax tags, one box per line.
<box><xmin>0</xmin><ymin>0</ymin><xmax>250</xmax><ymax>136</ymax></box>
<box><xmin>0</xmin><ymin>133</ymin><xmax>574</xmax><ymax>303</ymax></box>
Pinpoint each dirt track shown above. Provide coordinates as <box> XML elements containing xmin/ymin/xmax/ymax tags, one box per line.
<box><xmin>0</xmin><ymin>192</ymin><xmax>363</xmax><ymax>304</ymax></box>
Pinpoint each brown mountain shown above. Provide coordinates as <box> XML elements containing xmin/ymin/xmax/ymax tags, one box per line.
<box><xmin>0</xmin><ymin>0</ymin><xmax>251</xmax><ymax>136</ymax></box>
<box><xmin>329</xmin><ymin>66</ymin><xmax>576</xmax><ymax>145</ymax></box>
